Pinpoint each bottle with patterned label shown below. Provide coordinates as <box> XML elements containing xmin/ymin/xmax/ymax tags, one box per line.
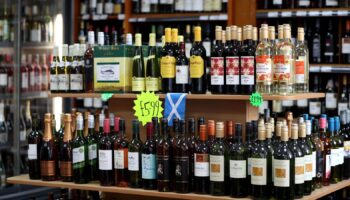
<box><xmin>225</xmin><ymin>26</ymin><xmax>241</xmax><ymax>94</ymax></box>
<box><xmin>211</xmin><ymin>26</ymin><xmax>225</xmax><ymax>94</ymax></box>
<box><xmin>142</xmin><ymin>122</ymin><xmax>157</xmax><ymax>190</ymax></box>
<box><xmin>240</xmin><ymin>25</ymin><xmax>256</xmax><ymax>94</ymax></box>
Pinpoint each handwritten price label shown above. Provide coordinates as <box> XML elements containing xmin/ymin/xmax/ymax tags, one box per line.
<box><xmin>133</xmin><ymin>91</ymin><xmax>163</xmax><ymax>126</ymax></box>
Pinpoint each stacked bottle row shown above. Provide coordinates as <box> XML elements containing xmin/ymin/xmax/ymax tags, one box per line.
<box><xmin>257</xmin><ymin>0</ymin><xmax>350</xmax><ymax>9</ymax></box>
<box><xmin>27</xmin><ymin>110</ymin><xmax>350</xmax><ymax>198</ymax></box>
<box><xmin>80</xmin><ymin>0</ymin><xmax>125</xmax><ymax>16</ymax></box>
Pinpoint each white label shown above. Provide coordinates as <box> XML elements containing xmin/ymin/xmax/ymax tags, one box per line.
<box><xmin>342</xmin><ymin>39</ymin><xmax>350</xmax><ymax>54</ymax></box>
<box><xmin>194</xmin><ymin>154</ymin><xmax>209</xmax><ymax>177</ymax></box>
<box><xmin>338</xmin><ymin>103</ymin><xmax>348</xmax><ymax>115</ymax></box>
<box><xmin>248</xmin><ymin>157</ymin><xmax>252</xmax><ymax>175</ymax></box>
<box><xmin>114</xmin><ymin>150</ymin><xmax>125</xmax><ymax>169</ymax></box>
<box><xmin>96</xmin><ymin>63</ymin><xmax>120</xmax><ymax>82</ymax></box>
<box><xmin>326</xmin><ymin>93</ymin><xmax>337</xmax><ymax>109</ymax></box>
<box><xmin>70</xmin><ymin>74</ymin><xmax>83</xmax><ymax>91</ymax></box>
<box><xmin>331</xmin><ymin>149</ymin><xmax>338</xmax><ymax>166</ymax></box>
<box><xmin>104</xmin><ymin>2</ymin><xmax>114</xmax><ymax>14</ymax></box>
<box><xmin>128</xmin><ymin>152</ymin><xmax>139</xmax><ymax>171</ymax></box>
<box><xmin>325</xmin><ymin>154</ymin><xmax>331</xmax><ymax>177</ymax></box>
<box><xmin>339</xmin><ymin>147</ymin><xmax>344</xmax><ymax>164</ymax></box>
<box><xmin>73</xmin><ymin>146</ymin><xmax>85</xmax><ymax>164</ymax></box>
<box><xmin>209</xmin><ymin>155</ymin><xmax>224</xmax><ymax>182</ymax></box>
<box><xmin>20</xmin><ymin>130</ymin><xmax>26</xmax><ymax>141</ymax></box>
<box><xmin>96</xmin><ymin>3</ymin><xmax>103</xmax><ymax>14</ymax></box>
<box><xmin>185</xmin><ymin>43</ymin><xmax>192</xmax><ymax>58</ymax></box>
<box><xmin>312</xmin><ymin>151</ymin><xmax>316</xmax><ymax>178</ymax></box>
<box><xmin>192</xmin><ymin>0</ymin><xmax>203</xmax><ymax>11</ymax></box>
<box><xmin>141</xmin><ymin>0</ymin><xmax>151</xmax><ymax>12</ymax></box>
<box><xmin>28</xmin><ymin>144</ymin><xmax>37</xmax><ymax>160</ymax></box>
<box><xmin>282</xmin><ymin>100</ymin><xmax>294</xmax><ymax>107</ymax></box>
<box><xmin>176</xmin><ymin>65</ymin><xmax>189</xmax><ymax>84</ymax></box>
<box><xmin>344</xmin><ymin>141</ymin><xmax>350</xmax><ymax>157</ymax></box>
<box><xmin>274</xmin><ymin>159</ymin><xmax>290</xmax><ymax>187</ymax></box>
<box><xmin>251</xmin><ymin>158</ymin><xmax>267</xmax><ymax>185</ymax></box>
<box><xmin>141</xmin><ymin>154</ymin><xmax>156</xmax><ymax>179</ymax></box>
<box><xmin>273</xmin><ymin>0</ymin><xmax>282</xmax><ymax>5</ymax></box>
<box><xmin>297</xmin><ymin>99</ymin><xmax>308</xmax><ymax>107</ymax></box>
<box><xmin>50</xmin><ymin>75</ymin><xmax>58</xmax><ymax>90</ymax></box>
<box><xmin>58</xmin><ymin>74</ymin><xmax>69</xmax><ymax>90</ymax></box>
<box><xmin>230</xmin><ymin>160</ymin><xmax>246</xmax><ymax>178</ymax></box>
<box><xmin>304</xmin><ymin>154</ymin><xmax>313</xmax><ymax>181</ymax></box>
<box><xmin>22</xmin><ymin>73</ymin><xmax>28</xmax><ymax>89</ymax></box>
<box><xmin>88</xmin><ymin>144</ymin><xmax>97</xmax><ymax>160</ymax></box>
<box><xmin>0</xmin><ymin>74</ymin><xmax>7</xmax><ymax>86</ymax></box>
<box><xmin>309</xmin><ymin>101</ymin><xmax>321</xmax><ymax>115</ymax></box>
<box><xmin>203</xmin><ymin>41</ymin><xmax>211</xmax><ymax>57</ymax></box>
<box><xmin>99</xmin><ymin>150</ymin><xmax>113</xmax><ymax>170</ymax></box>
<box><xmin>295</xmin><ymin>157</ymin><xmax>305</xmax><ymax>184</ymax></box>
<box><xmin>325</xmin><ymin>0</ymin><xmax>338</xmax><ymax>6</ymax></box>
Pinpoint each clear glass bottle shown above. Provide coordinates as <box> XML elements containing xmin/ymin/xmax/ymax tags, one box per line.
<box><xmin>295</xmin><ymin>27</ymin><xmax>309</xmax><ymax>93</ymax></box>
<box><xmin>273</xmin><ymin>25</ymin><xmax>284</xmax><ymax>94</ymax></box>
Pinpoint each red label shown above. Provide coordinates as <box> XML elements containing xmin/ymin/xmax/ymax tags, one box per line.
<box><xmin>210</xmin><ymin>57</ymin><xmax>224</xmax><ymax>76</ymax></box>
<box><xmin>295</xmin><ymin>60</ymin><xmax>305</xmax><ymax>75</ymax></box>
<box><xmin>240</xmin><ymin>56</ymin><xmax>254</xmax><ymax>75</ymax></box>
<box><xmin>226</xmin><ymin>57</ymin><xmax>239</xmax><ymax>75</ymax></box>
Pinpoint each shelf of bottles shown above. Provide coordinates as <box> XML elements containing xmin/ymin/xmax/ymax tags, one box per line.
<box><xmin>256</xmin><ymin>8</ymin><xmax>350</xmax><ymax>18</ymax></box>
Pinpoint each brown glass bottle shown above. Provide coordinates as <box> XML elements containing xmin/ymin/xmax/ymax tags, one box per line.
<box><xmin>98</xmin><ymin>118</ymin><xmax>114</xmax><ymax>186</ymax></box>
<box><xmin>40</xmin><ymin>113</ymin><xmax>57</xmax><ymax>181</ymax></box>
<box><xmin>28</xmin><ymin>114</ymin><xmax>42</xmax><ymax>180</ymax></box>
<box><xmin>60</xmin><ymin>114</ymin><xmax>73</xmax><ymax>182</ymax></box>
<box><xmin>194</xmin><ymin>124</ymin><xmax>209</xmax><ymax>194</ymax></box>
<box><xmin>114</xmin><ymin>119</ymin><xmax>129</xmax><ymax>187</ymax></box>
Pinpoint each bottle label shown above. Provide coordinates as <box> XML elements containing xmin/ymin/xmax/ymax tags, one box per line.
<box><xmin>50</xmin><ymin>74</ymin><xmax>58</xmax><ymax>90</ymax></box>
<box><xmin>128</xmin><ymin>152</ymin><xmax>139</xmax><ymax>171</ymax></box>
<box><xmin>104</xmin><ymin>2</ymin><xmax>114</xmax><ymax>14</ymax></box>
<box><xmin>73</xmin><ymin>146</ymin><xmax>85</xmax><ymax>164</ymax></box>
<box><xmin>40</xmin><ymin>161</ymin><xmax>55</xmax><ymax>176</ymax></box>
<box><xmin>194</xmin><ymin>153</ymin><xmax>209</xmax><ymax>177</ymax></box>
<box><xmin>141</xmin><ymin>0</ymin><xmax>150</xmax><ymax>12</ymax></box>
<box><xmin>146</xmin><ymin>77</ymin><xmax>159</xmax><ymax>92</ymax></box>
<box><xmin>273</xmin><ymin>0</ymin><xmax>282</xmax><ymax>5</ymax></box>
<box><xmin>226</xmin><ymin>56</ymin><xmax>239</xmax><ymax>85</ymax></box>
<box><xmin>157</xmin><ymin>155</ymin><xmax>170</xmax><ymax>181</ymax></box>
<box><xmin>90</xmin><ymin>0</ymin><xmax>97</xmax><ymax>7</ymax></box>
<box><xmin>203</xmin><ymin>41</ymin><xmax>211</xmax><ymax>57</ymax></box>
<box><xmin>331</xmin><ymin>149</ymin><xmax>338</xmax><ymax>167</ymax></box>
<box><xmin>20</xmin><ymin>130</ymin><xmax>26</xmax><ymax>142</ymax></box>
<box><xmin>251</xmin><ymin>158</ymin><xmax>266</xmax><ymax>185</ymax></box>
<box><xmin>325</xmin><ymin>93</ymin><xmax>337</xmax><ymax>109</ymax></box>
<box><xmin>190</xmin><ymin>56</ymin><xmax>205</xmax><ymax>78</ymax></box>
<box><xmin>99</xmin><ymin>150</ymin><xmax>113</xmax><ymax>170</ymax></box>
<box><xmin>70</xmin><ymin>74</ymin><xmax>83</xmax><ymax>91</ymax></box>
<box><xmin>114</xmin><ymin>149</ymin><xmax>128</xmax><ymax>169</ymax></box>
<box><xmin>282</xmin><ymin>100</ymin><xmax>294</xmax><ymax>107</ymax></box>
<box><xmin>230</xmin><ymin>160</ymin><xmax>246</xmax><ymax>178</ymax></box>
<box><xmin>192</xmin><ymin>0</ymin><xmax>203</xmax><ymax>11</ymax></box>
<box><xmin>175</xmin><ymin>156</ymin><xmax>189</xmax><ymax>182</ymax></box>
<box><xmin>176</xmin><ymin>65</ymin><xmax>189</xmax><ymax>84</ymax></box>
<box><xmin>339</xmin><ymin>147</ymin><xmax>344</xmax><ymax>164</ymax></box>
<box><xmin>312</xmin><ymin>151</ymin><xmax>316</xmax><ymax>178</ymax></box>
<box><xmin>160</xmin><ymin>56</ymin><xmax>176</xmax><ymax>78</ymax></box>
<box><xmin>240</xmin><ymin>56</ymin><xmax>254</xmax><ymax>85</ymax></box>
<box><xmin>21</xmin><ymin>73</ymin><xmax>28</xmax><ymax>89</ymax></box>
<box><xmin>274</xmin><ymin>159</ymin><xmax>290</xmax><ymax>187</ymax></box>
<box><xmin>60</xmin><ymin>161</ymin><xmax>73</xmax><ymax>177</ymax></box>
<box><xmin>298</xmin><ymin>0</ymin><xmax>310</xmax><ymax>6</ymax></box>
<box><xmin>30</xmin><ymin>71</ymin><xmax>35</xmax><ymax>87</ymax></box>
<box><xmin>338</xmin><ymin>103</ymin><xmax>348</xmax><ymax>115</ymax></box>
<box><xmin>295</xmin><ymin>157</ymin><xmax>304</xmax><ymax>184</ymax></box>
<box><xmin>210</xmin><ymin>57</ymin><xmax>224</xmax><ymax>85</ymax></box>
<box><xmin>313</xmin><ymin>38</ymin><xmax>321</xmax><ymax>58</ymax></box>
<box><xmin>248</xmin><ymin>157</ymin><xmax>252</xmax><ymax>175</ymax></box>
<box><xmin>28</xmin><ymin>144</ymin><xmax>37</xmax><ymax>160</ymax></box>
<box><xmin>304</xmin><ymin>154</ymin><xmax>313</xmax><ymax>181</ymax></box>
<box><xmin>88</xmin><ymin>144</ymin><xmax>97</xmax><ymax>161</ymax></box>
<box><xmin>58</xmin><ymin>74</ymin><xmax>69</xmax><ymax>90</ymax></box>
<box><xmin>342</xmin><ymin>38</ymin><xmax>350</xmax><ymax>54</ymax></box>
<box><xmin>96</xmin><ymin>2</ymin><xmax>103</xmax><ymax>14</ymax></box>
<box><xmin>256</xmin><ymin>55</ymin><xmax>272</xmax><ymax>84</ymax></box>
<box><xmin>203</xmin><ymin>0</ymin><xmax>212</xmax><ymax>11</ymax></box>
<box><xmin>295</xmin><ymin>58</ymin><xmax>305</xmax><ymax>84</ymax></box>
<box><xmin>142</xmin><ymin>154</ymin><xmax>156</xmax><ymax>179</ymax></box>
<box><xmin>132</xmin><ymin>77</ymin><xmax>145</xmax><ymax>92</ymax></box>
<box><xmin>325</xmin><ymin>0</ymin><xmax>338</xmax><ymax>6</ymax></box>
<box><xmin>276</xmin><ymin>55</ymin><xmax>292</xmax><ymax>82</ymax></box>
<box><xmin>325</xmin><ymin>154</ymin><xmax>331</xmax><ymax>179</ymax></box>
<box><xmin>344</xmin><ymin>141</ymin><xmax>350</xmax><ymax>157</ymax></box>
<box><xmin>309</xmin><ymin>101</ymin><xmax>321</xmax><ymax>115</ymax></box>
<box><xmin>297</xmin><ymin>99</ymin><xmax>308</xmax><ymax>107</ymax></box>
<box><xmin>185</xmin><ymin>43</ymin><xmax>192</xmax><ymax>58</ymax></box>
<box><xmin>209</xmin><ymin>155</ymin><xmax>224</xmax><ymax>182</ymax></box>
<box><xmin>0</xmin><ymin>74</ymin><xmax>7</xmax><ymax>86</ymax></box>
<box><xmin>316</xmin><ymin>151</ymin><xmax>324</xmax><ymax>179</ymax></box>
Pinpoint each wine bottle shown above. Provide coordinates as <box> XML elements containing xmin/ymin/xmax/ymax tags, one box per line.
<box><xmin>341</xmin><ymin>111</ymin><xmax>350</xmax><ymax>179</ymax></box>
<box><xmin>187</xmin><ymin>118</ymin><xmax>196</xmax><ymax>190</ymax></box>
<box><xmin>50</xmin><ymin>46</ymin><xmax>59</xmax><ymax>93</ymax></box>
<box><xmin>240</xmin><ymin>25</ymin><xmax>256</xmax><ymax>94</ymax></box>
<box><xmin>114</xmin><ymin>119</ymin><xmax>129</xmax><ymax>187</ymax></box>
<box><xmin>146</xmin><ymin>33</ymin><xmax>160</xmax><ymax>93</ymax></box>
<box><xmin>295</xmin><ymin>27</ymin><xmax>309</xmax><ymax>93</ymax></box>
<box><xmin>329</xmin><ymin>117</ymin><xmax>341</xmax><ymax>183</ymax></box>
<box><xmin>152</xmin><ymin>117</ymin><xmax>160</xmax><ymax>143</ymax></box>
<box><xmin>132</xmin><ymin>33</ymin><xmax>145</xmax><ymax>93</ymax></box>
<box><xmin>98</xmin><ymin>118</ymin><xmax>114</xmax><ymax>186</ymax></box>
<box><xmin>70</xmin><ymin>44</ymin><xmax>84</xmax><ymax>93</ymax></box>
<box><xmin>86</xmin><ymin>114</ymin><xmax>98</xmax><ymax>181</ymax></box>
<box><xmin>274</xmin><ymin>125</ymin><xmax>294</xmax><ymax>199</ymax></box>
<box><xmin>142</xmin><ymin>122</ymin><xmax>157</xmax><ymax>190</ymax></box>
<box><xmin>312</xmin><ymin>19</ymin><xmax>321</xmax><ymax>63</ymax></box>
<box><xmin>320</xmin><ymin>117</ymin><xmax>331</xmax><ymax>186</ymax></box>
<box><xmin>342</xmin><ymin>20</ymin><xmax>350</xmax><ymax>63</ymax></box>
<box><xmin>72</xmin><ymin>114</ymin><xmax>88</xmax><ymax>184</ymax></box>
<box><xmin>28</xmin><ymin>114</ymin><xmax>42</xmax><ymax>180</ymax></box>
<box><xmin>265</xmin><ymin>123</ymin><xmax>274</xmax><ymax>198</ymax></box>
<box><xmin>175</xmin><ymin>36</ymin><xmax>189</xmax><ymax>93</ymax></box>
<box><xmin>335</xmin><ymin>117</ymin><xmax>344</xmax><ymax>182</ymax></box>
<box><xmin>128</xmin><ymin>119</ymin><xmax>142</xmax><ymax>188</ymax></box>
<box><xmin>160</xmin><ymin>28</ymin><xmax>176</xmax><ymax>93</ymax></box>
<box><xmin>209</xmin><ymin>122</ymin><xmax>227</xmax><ymax>196</ymax></box>
<box><xmin>157</xmin><ymin>118</ymin><xmax>172</xmax><ymax>192</ymax></box>
<box><xmin>59</xmin><ymin>114</ymin><xmax>73</xmax><ymax>182</ymax></box>
<box><xmin>325</xmin><ymin>78</ymin><xmax>338</xmax><ymax>117</ymax></box>
<box><xmin>226</xmin><ymin>26</ymin><xmax>241</xmax><ymax>94</ymax></box>
<box><xmin>245</xmin><ymin>122</ymin><xmax>254</xmax><ymax>194</ymax></box>
<box><xmin>298</xmin><ymin>122</ymin><xmax>312</xmax><ymax>195</ymax></box>
<box><xmin>305</xmin><ymin>120</ymin><xmax>317</xmax><ymax>191</ymax></box>
<box><xmin>190</xmin><ymin>26</ymin><xmax>207</xmax><ymax>94</ymax></box>
<box><xmin>84</xmin><ymin>31</ymin><xmax>95</xmax><ymax>92</ymax></box>
<box><xmin>229</xmin><ymin>123</ymin><xmax>248</xmax><ymax>198</ymax></box>
<box><xmin>171</xmin><ymin>28</ymin><xmax>180</xmax><ymax>57</ymax></box>
<box><xmin>194</xmin><ymin>124</ymin><xmax>209</xmax><ymax>194</ymax></box>
<box><xmin>211</xmin><ymin>26</ymin><xmax>225</xmax><ymax>94</ymax></box>
<box><xmin>324</xmin><ymin>20</ymin><xmax>335</xmax><ymax>63</ymax></box>
<box><xmin>225</xmin><ymin>120</ymin><xmax>234</xmax><ymax>146</ymax></box>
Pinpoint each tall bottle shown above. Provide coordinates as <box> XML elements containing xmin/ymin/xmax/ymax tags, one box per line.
<box><xmin>312</xmin><ymin>119</ymin><xmax>324</xmax><ymax>188</ymax></box>
<box><xmin>329</xmin><ymin>118</ymin><xmax>341</xmax><ymax>183</ymax></box>
<box><xmin>190</xmin><ymin>26</ymin><xmax>207</xmax><ymax>94</ymax></box>
<box><xmin>273</xmin><ymin>25</ymin><xmax>284</xmax><ymax>93</ymax></box>
<box><xmin>185</xmin><ymin>25</ymin><xmax>192</xmax><ymax>59</ymax></box>
<box><xmin>320</xmin><ymin>117</ymin><xmax>331</xmax><ymax>186</ymax></box>
<box><xmin>229</xmin><ymin>123</ymin><xmax>248</xmax><ymax>198</ymax></box>
<box><xmin>274</xmin><ymin>125</ymin><xmax>295</xmax><ymax>199</ymax></box>
<box><xmin>324</xmin><ymin>20</ymin><xmax>335</xmax><ymax>63</ymax></box>
<box><xmin>84</xmin><ymin>31</ymin><xmax>95</xmax><ymax>92</ymax></box>
<box><xmin>128</xmin><ymin>119</ymin><xmax>142</xmax><ymax>188</ymax></box>
<box><xmin>312</xmin><ymin>19</ymin><xmax>321</xmax><ymax>63</ymax></box>
<box><xmin>86</xmin><ymin>114</ymin><xmax>98</xmax><ymax>181</ymax></box>
<box><xmin>277</xmin><ymin>24</ymin><xmax>295</xmax><ymax>95</ymax></box>
<box><xmin>157</xmin><ymin>118</ymin><xmax>172</xmax><ymax>192</ymax></box>
<box><xmin>226</xmin><ymin>26</ymin><xmax>240</xmax><ymax>94</ymax></box>
<box><xmin>50</xmin><ymin>46</ymin><xmax>59</xmax><ymax>93</ymax></box>
<box><xmin>342</xmin><ymin>20</ymin><xmax>350</xmax><ymax>63</ymax></box>
<box><xmin>256</xmin><ymin>25</ymin><xmax>273</xmax><ymax>94</ymax></box>
<box><xmin>298</xmin><ymin>122</ymin><xmax>312</xmax><ymax>195</ymax></box>
<box><xmin>132</xmin><ymin>33</ymin><xmax>145</xmax><ymax>93</ymax></box>
<box><xmin>28</xmin><ymin>114</ymin><xmax>42</xmax><ymax>180</ymax></box>
<box><xmin>60</xmin><ymin>114</ymin><xmax>73</xmax><ymax>182</ymax></box>
<box><xmin>72</xmin><ymin>114</ymin><xmax>88</xmax><ymax>183</ymax></box>
<box><xmin>341</xmin><ymin>110</ymin><xmax>350</xmax><ymax>179</ymax></box>
<box><xmin>334</xmin><ymin>117</ymin><xmax>344</xmax><ymax>182</ymax></box>
<box><xmin>194</xmin><ymin>124</ymin><xmax>209</xmax><ymax>194</ymax></box>
<box><xmin>295</xmin><ymin>27</ymin><xmax>309</xmax><ymax>93</ymax></box>
<box><xmin>57</xmin><ymin>44</ymin><xmax>70</xmax><ymax>92</ymax></box>
<box><xmin>160</xmin><ymin>28</ymin><xmax>176</xmax><ymax>93</ymax></box>
<box><xmin>245</xmin><ymin>122</ymin><xmax>254</xmax><ymax>194</ymax></box>
<box><xmin>240</xmin><ymin>25</ymin><xmax>256</xmax><ymax>94</ymax></box>
<box><xmin>209</xmin><ymin>122</ymin><xmax>227</xmax><ymax>196</ymax></box>
<box><xmin>176</xmin><ymin>36</ymin><xmax>189</xmax><ymax>93</ymax></box>
<box><xmin>305</xmin><ymin>120</ymin><xmax>317</xmax><ymax>191</ymax></box>
<box><xmin>187</xmin><ymin>118</ymin><xmax>196</xmax><ymax>190</ymax></box>
<box><xmin>146</xmin><ymin>33</ymin><xmax>160</xmax><ymax>93</ymax></box>
<box><xmin>211</xmin><ymin>26</ymin><xmax>225</xmax><ymax>94</ymax></box>
<box><xmin>265</xmin><ymin>122</ymin><xmax>274</xmax><ymax>198</ymax></box>
<box><xmin>70</xmin><ymin>44</ymin><xmax>84</xmax><ymax>93</ymax></box>
<box><xmin>114</xmin><ymin>119</ymin><xmax>129</xmax><ymax>187</ymax></box>
<box><xmin>98</xmin><ymin>118</ymin><xmax>114</xmax><ymax>186</ymax></box>
<box><xmin>142</xmin><ymin>122</ymin><xmax>157</xmax><ymax>190</ymax></box>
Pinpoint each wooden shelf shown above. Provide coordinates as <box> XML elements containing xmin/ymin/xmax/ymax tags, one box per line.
<box><xmin>256</xmin><ymin>8</ymin><xmax>350</xmax><ymax>18</ymax></box>
<box><xmin>310</xmin><ymin>64</ymin><xmax>350</xmax><ymax>73</ymax></box>
<box><xmin>129</xmin><ymin>13</ymin><xmax>227</xmax><ymax>22</ymax></box>
<box><xmin>7</xmin><ymin>175</ymin><xmax>350</xmax><ymax>200</ymax></box>
<box><xmin>48</xmin><ymin>93</ymin><xmax>325</xmax><ymax>101</ymax></box>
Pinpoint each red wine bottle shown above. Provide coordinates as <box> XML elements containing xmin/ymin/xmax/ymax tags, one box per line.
<box><xmin>98</xmin><ymin>118</ymin><xmax>114</xmax><ymax>186</ymax></box>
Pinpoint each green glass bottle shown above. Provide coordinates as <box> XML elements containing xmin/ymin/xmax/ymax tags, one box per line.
<box><xmin>132</xmin><ymin>33</ymin><xmax>145</xmax><ymax>93</ymax></box>
<box><xmin>86</xmin><ymin>114</ymin><xmax>98</xmax><ymax>181</ymax></box>
<box><xmin>265</xmin><ymin>122</ymin><xmax>274</xmax><ymax>198</ymax></box>
<box><xmin>72</xmin><ymin>114</ymin><xmax>89</xmax><ymax>184</ymax></box>
<box><xmin>245</xmin><ymin>122</ymin><xmax>254</xmax><ymax>195</ymax></box>
<box><xmin>146</xmin><ymin>33</ymin><xmax>160</xmax><ymax>92</ymax></box>
<box><xmin>298</xmin><ymin>122</ymin><xmax>312</xmax><ymax>195</ymax></box>
<box><xmin>128</xmin><ymin>119</ymin><xmax>142</xmax><ymax>188</ymax></box>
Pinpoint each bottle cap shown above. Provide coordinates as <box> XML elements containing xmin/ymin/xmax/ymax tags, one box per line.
<box><xmin>281</xmin><ymin>125</ymin><xmax>289</xmax><ymax>141</ymax></box>
<box><xmin>276</xmin><ymin>121</ymin><xmax>282</xmax><ymax>137</ymax></box>
<box><xmin>328</xmin><ymin>118</ymin><xmax>334</xmax><ymax>132</ymax></box>
<box><xmin>208</xmin><ymin>120</ymin><xmax>215</xmax><ymax>136</ymax></box>
<box><xmin>104</xmin><ymin>118</ymin><xmax>110</xmax><ymax>133</ymax></box>
<box><xmin>199</xmin><ymin>124</ymin><xmax>207</xmax><ymax>141</ymax></box>
<box><xmin>126</xmin><ymin>33</ymin><xmax>133</xmax><ymax>45</ymax></box>
<box><xmin>135</xmin><ymin>33</ymin><xmax>142</xmax><ymax>46</ymax></box>
<box><xmin>88</xmin><ymin>114</ymin><xmax>94</xmax><ymax>129</ymax></box>
<box><xmin>226</xmin><ymin>26</ymin><xmax>231</xmax><ymax>41</ymax></box>
<box><xmin>149</xmin><ymin>33</ymin><xmax>156</xmax><ymax>46</ymax></box>
<box><xmin>164</xmin><ymin>28</ymin><xmax>171</xmax><ymax>43</ymax></box>
<box><xmin>114</xmin><ymin>117</ymin><xmax>120</xmax><ymax>132</ymax></box>
<box><xmin>226</xmin><ymin>121</ymin><xmax>233</xmax><ymax>136</ymax></box>
<box><xmin>237</xmin><ymin>27</ymin><xmax>242</xmax><ymax>41</ymax></box>
<box><xmin>215</xmin><ymin>122</ymin><xmax>224</xmax><ymax>138</ymax></box>
<box><xmin>171</xmin><ymin>28</ymin><xmax>178</xmax><ymax>43</ymax></box>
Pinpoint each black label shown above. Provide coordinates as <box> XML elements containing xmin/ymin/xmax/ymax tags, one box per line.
<box><xmin>174</xmin><ymin>156</ymin><xmax>189</xmax><ymax>183</ymax></box>
<box><xmin>157</xmin><ymin>155</ymin><xmax>170</xmax><ymax>181</ymax></box>
<box><xmin>316</xmin><ymin>151</ymin><xmax>324</xmax><ymax>178</ymax></box>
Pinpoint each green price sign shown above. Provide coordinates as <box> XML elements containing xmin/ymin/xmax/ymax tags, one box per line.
<box><xmin>133</xmin><ymin>91</ymin><xmax>163</xmax><ymax>126</ymax></box>
<box><xmin>250</xmin><ymin>92</ymin><xmax>263</xmax><ymax>107</ymax></box>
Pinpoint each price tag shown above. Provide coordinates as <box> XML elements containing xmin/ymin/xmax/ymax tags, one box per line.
<box><xmin>337</xmin><ymin>10</ymin><xmax>348</xmax><ymax>16</ymax></box>
<box><xmin>199</xmin><ymin>15</ymin><xmax>208</xmax><ymax>21</ymax></box>
<box><xmin>267</xmin><ymin>12</ymin><xmax>278</xmax><ymax>18</ymax></box>
<box><xmin>308</xmin><ymin>11</ymin><xmax>320</xmax><ymax>16</ymax></box>
<box><xmin>100</xmin><ymin>14</ymin><xmax>108</xmax><ymax>20</ymax></box>
<box><xmin>118</xmin><ymin>14</ymin><xmax>125</xmax><ymax>20</ymax></box>
<box><xmin>129</xmin><ymin>18</ymin><xmax>137</xmax><ymax>22</ymax></box>
<box><xmin>137</xmin><ymin>18</ymin><xmax>146</xmax><ymax>22</ymax></box>
<box><xmin>133</xmin><ymin>91</ymin><xmax>163</xmax><ymax>126</ymax></box>
<box><xmin>92</xmin><ymin>15</ymin><xmax>100</xmax><ymax>20</ymax></box>
<box><xmin>281</xmin><ymin>11</ymin><xmax>292</xmax><ymax>17</ymax></box>
<box><xmin>296</xmin><ymin>11</ymin><xmax>307</xmax><ymax>17</ymax></box>
<box><xmin>321</xmin><ymin>66</ymin><xmax>332</xmax><ymax>72</ymax></box>
<box><xmin>218</xmin><ymin>14</ymin><xmax>228</xmax><ymax>20</ymax></box>
<box><xmin>250</xmin><ymin>92</ymin><xmax>263</xmax><ymax>107</ymax></box>
<box><xmin>321</xmin><ymin>11</ymin><xmax>333</xmax><ymax>16</ymax></box>
<box><xmin>209</xmin><ymin>15</ymin><xmax>219</xmax><ymax>20</ymax></box>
